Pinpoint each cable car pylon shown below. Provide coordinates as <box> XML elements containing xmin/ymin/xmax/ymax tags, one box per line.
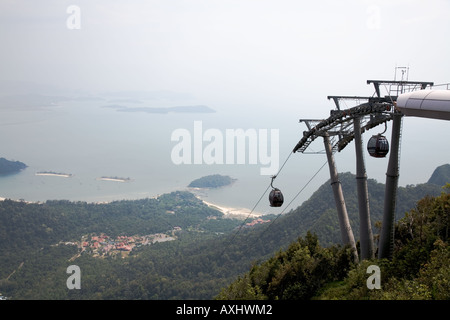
<box><xmin>378</xmin><ymin>112</ymin><xmax>403</xmax><ymax>260</ymax></box>
<box><xmin>323</xmin><ymin>133</ymin><xmax>359</xmax><ymax>263</ymax></box>
<box><xmin>292</xmin><ymin>76</ymin><xmax>434</xmax><ymax>262</ymax></box>
<box><xmin>353</xmin><ymin>117</ymin><xmax>375</xmax><ymax>260</ymax></box>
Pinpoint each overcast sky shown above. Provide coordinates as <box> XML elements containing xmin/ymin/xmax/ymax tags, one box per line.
<box><xmin>0</xmin><ymin>0</ymin><xmax>449</xmax><ymax>184</ymax></box>
<box><xmin>1</xmin><ymin>1</ymin><xmax>449</xmax><ymax>100</ymax></box>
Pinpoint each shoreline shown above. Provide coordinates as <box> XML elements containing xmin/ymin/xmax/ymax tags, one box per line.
<box><xmin>0</xmin><ymin>195</ymin><xmax>260</xmax><ymax>218</ymax></box>
<box><xmin>1</xmin><ymin>188</ymin><xmax>259</xmax><ymax>218</ymax></box>
<box><xmin>198</xmin><ymin>197</ymin><xmax>262</xmax><ymax>219</ymax></box>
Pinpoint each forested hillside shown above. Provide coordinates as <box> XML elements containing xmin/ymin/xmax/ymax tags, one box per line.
<box><xmin>268</xmin><ymin>171</ymin><xmax>443</xmax><ymax>247</ymax></box>
<box><xmin>0</xmin><ymin>191</ymin><xmax>245</xmax><ymax>299</ymax></box>
<box><xmin>0</xmin><ymin>191</ymin><xmax>231</xmax><ymax>255</ymax></box>
<box><xmin>0</xmin><ymin>167</ymin><xmax>447</xmax><ymax>299</ymax></box>
<box><xmin>218</xmin><ymin>187</ymin><xmax>449</xmax><ymax>300</ymax></box>
<box><xmin>428</xmin><ymin>163</ymin><xmax>450</xmax><ymax>187</ymax></box>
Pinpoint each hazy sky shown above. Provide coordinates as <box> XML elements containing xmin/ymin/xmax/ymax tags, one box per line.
<box><xmin>1</xmin><ymin>0</ymin><xmax>449</xmax><ymax>185</ymax></box>
<box><xmin>1</xmin><ymin>1</ymin><xmax>449</xmax><ymax>98</ymax></box>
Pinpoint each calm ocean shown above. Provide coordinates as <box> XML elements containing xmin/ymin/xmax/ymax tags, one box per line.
<box><xmin>0</xmin><ymin>98</ymin><xmax>335</xmax><ymax>215</ymax></box>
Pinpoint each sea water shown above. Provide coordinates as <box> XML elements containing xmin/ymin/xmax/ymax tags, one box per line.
<box><xmin>0</xmin><ymin>98</ymin><xmax>332</xmax><ymax>215</ymax></box>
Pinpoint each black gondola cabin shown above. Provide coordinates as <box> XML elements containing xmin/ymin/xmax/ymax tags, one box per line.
<box><xmin>367</xmin><ymin>134</ymin><xmax>389</xmax><ymax>158</ymax></box>
<box><xmin>269</xmin><ymin>188</ymin><xmax>284</xmax><ymax>207</ymax></box>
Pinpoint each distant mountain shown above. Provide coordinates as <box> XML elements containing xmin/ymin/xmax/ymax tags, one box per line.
<box><xmin>0</xmin><ymin>157</ymin><xmax>27</xmax><ymax>175</ymax></box>
<box><xmin>428</xmin><ymin>164</ymin><xmax>450</xmax><ymax>186</ymax></box>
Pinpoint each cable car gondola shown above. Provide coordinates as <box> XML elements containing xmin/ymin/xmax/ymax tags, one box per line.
<box><xmin>367</xmin><ymin>134</ymin><xmax>389</xmax><ymax>158</ymax></box>
<box><xmin>269</xmin><ymin>176</ymin><xmax>284</xmax><ymax>207</ymax></box>
<box><xmin>269</xmin><ymin>188</ymin><xmax>284</xmax><ymax>207</ymax></box>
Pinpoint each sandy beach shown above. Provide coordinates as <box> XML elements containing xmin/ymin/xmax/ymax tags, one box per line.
<box><xmin>199</xmin><ymin>197</ymin><xmax>262</xmax><ymax>219</ymax></box>
<box><xmin>35</xmin><ymin>172</ymin><xmax>72</xmax><ymax>178</ymax></box>
<box><xmin>97</xmin><ymin>177</ymin><xmax>132</xmax><ymax>182</ymax></box>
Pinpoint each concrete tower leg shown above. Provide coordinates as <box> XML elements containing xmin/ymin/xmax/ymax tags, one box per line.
<box><xmin>354</xmin><ymin>117</ymin><xmax>375</xmax><ymax>260</ymax></box>
<box><xmin>378</xmin><ymin>113</ymin><xmax>403</xmax><ymax>260</ymax></box>
<box><xmin>323</xmin><ymin>133</ymin><xmax>359</xmax><ymax>263</ymax></box>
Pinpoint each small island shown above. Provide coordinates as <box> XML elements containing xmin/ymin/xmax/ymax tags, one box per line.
<box><xmin>0</xmin><ymin>157</ymin><xmax>27</xmax><ymax>175</ymax></box>
<box><xmin>98</xmin><ymin>176</ymin><xmax>132</xmax><ymax>182</ymax></box>
<box><xmin>188</xmin><ymin>174</ymin><xmax>236</xmax><ymax>189</ymax></box>
<box><xmin>36</xmin><ymin>171</ymin><xmax>73</xmax><ymax>178</ymax></box>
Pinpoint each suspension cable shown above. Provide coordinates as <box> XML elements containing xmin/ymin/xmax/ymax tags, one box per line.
<box><xmin>218</xmin><ymin>150</ymin><xmax>294</xmax><ymax>257</ymax></box>
<box><xmin>218</xmin><ymin>182</ymin><xmax>271</xmax><ymax>258</ymax></box>
<box><xmin>255</xmin><ymin>160</ymin><xmax>328</xmax><ymax>243</ymax></box>
<box><xmin>220</xmin><ymin>157</ymin><xmax>328</xmax><ymax>260</ymax></box>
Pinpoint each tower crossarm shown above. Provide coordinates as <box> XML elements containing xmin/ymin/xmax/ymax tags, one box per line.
<box><xmin>293</xmin><ymin>102</ymin><xmax>394</xmax><ymax>154</ymax></box>
<box><xmin>367</xmin><ymin>80</ymin><xmax>434</xmax><ymax>98</ymax></box>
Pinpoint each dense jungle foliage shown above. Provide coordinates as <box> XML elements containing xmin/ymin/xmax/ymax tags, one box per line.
<box><xmin>0</xmin><ymin>168</ymin><xmax>447</xmax><ymax>300</ymax></box>
<box><xmin>217</xmin><ymin>187</ymin><xmax>449</xmax><ymax>300</ymax></box>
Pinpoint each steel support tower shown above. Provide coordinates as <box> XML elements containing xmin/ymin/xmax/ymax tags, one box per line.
<box><xmin>293</xmin><ymin>78</ymin><xmax>433</xmax><ymax>261</ymax></box>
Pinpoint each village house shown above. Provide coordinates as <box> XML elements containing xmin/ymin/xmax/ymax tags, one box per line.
<box><xmin>74</xmin><ymin>229</ymin><xmax>180</xmax><ymax>257</ymax></box>
<box><xmin>245</xmin><ymin>218</ymin><xmax>270</xmax><ymax>227</ymax></box>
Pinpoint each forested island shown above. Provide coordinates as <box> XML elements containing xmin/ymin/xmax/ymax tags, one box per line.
<box><xmin>188</xmin><ymin>174</ymin><xmax>236</xmax><ymax>188</ymax></box>
<box><xmin>0</xmin><ymin>157</ymin><xmax>27</xmax><ymax>175</ymax></box>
